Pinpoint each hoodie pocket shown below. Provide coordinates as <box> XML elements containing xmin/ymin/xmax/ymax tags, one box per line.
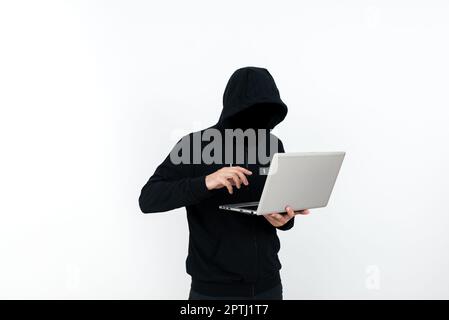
<box><xmin>212</xmin><ymin>236</ymin><xmax>256</xmax><ymax>279</ymax></box>
<box><xmin>261</xmin><ymin>233</ymin><xmax>282</xmax><ymax>275</ymax></box>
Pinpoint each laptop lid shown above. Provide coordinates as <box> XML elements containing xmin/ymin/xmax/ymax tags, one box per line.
<box><xmin>256</xmin><ymin>152</ymin><xmax>345</xmax><ymax>215</ymax></box>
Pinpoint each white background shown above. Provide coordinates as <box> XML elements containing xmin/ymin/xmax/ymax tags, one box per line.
<box><xmin>1</xmin><ymin>0</ymin><xmax>448</xmax><ymax>299</ymax></box>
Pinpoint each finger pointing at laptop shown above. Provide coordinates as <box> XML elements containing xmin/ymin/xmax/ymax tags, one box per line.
<box><xmin>205</xmin><ymin>166</ymin><xmax>252</xmax><ymax>194</ymax></box>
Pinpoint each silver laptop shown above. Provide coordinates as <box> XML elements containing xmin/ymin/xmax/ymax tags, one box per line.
<box><xmin>219</xmin><ymin>152</ymin><xmax>345</xmax><ymax>215</ymax></box>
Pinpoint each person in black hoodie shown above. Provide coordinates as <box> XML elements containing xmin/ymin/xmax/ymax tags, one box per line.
<box><xmin>139</xmin><ymin>66</ymin><xmax>310</xmax><ymax>300</ymax></box>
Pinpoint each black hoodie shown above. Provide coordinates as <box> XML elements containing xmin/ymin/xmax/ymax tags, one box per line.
<box><xmin>139</xmin><ymin>66</ymin><xmax>293</xmax><ymax>297</ymax></box>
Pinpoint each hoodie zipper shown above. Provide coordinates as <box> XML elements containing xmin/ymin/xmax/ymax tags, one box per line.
<box><xmin>244</xmin><ymin>141</ymin><xmax>249</xmax><ymax>169</ymax></box>
<box><xmin>253</xmin><ymin>224</ymin><xmax>258</xmax><ymax>295</ymax></box>
<box><xmin>247</xmin><ymin>141</ymin><xmax>259</xmax><ymax>296</ymax></box>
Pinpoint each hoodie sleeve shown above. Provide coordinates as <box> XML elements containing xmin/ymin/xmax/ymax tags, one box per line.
<box><xmin>274</xmin><ymin>138</ymin><xmax>295</xmax><ymax>231</ymax></box>
<box><xmin>139</xmin><ymin>138</ymin><xmax>213</xmax><ymax>213</ymax></box>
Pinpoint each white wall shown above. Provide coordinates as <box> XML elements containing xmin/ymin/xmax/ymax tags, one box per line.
<box><xmin>1</xmin><ymin>0</ymin><xmax>448</xmax><ymax>299</ymax></box>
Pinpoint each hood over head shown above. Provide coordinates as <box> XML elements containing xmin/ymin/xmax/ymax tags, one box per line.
<box><xmin>217</xmin><ymin>66</ymin><xmax>288</xmax><ymax>129</ymax></box>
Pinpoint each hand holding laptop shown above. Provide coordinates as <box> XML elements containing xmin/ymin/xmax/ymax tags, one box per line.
<box><xmin>264</xmin><ymin>206</ymin><xmax>310</xmax><ymax>227</ymax></box>
<box><xmin>205</xmin><ymin>165</ymin><xmax>312</xmax><ymax>227</ymax></box>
